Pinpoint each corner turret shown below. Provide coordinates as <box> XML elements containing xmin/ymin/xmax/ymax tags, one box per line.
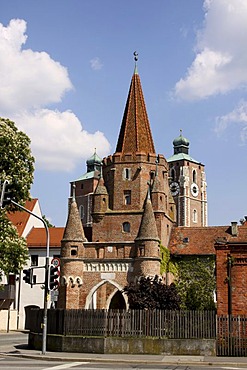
<box><xmin>131</xmin><ymin>188</ymin><xmax>161</xmax><ymax>280</ymax></box>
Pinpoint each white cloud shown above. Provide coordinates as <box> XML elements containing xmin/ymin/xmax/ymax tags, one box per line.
<box><xmin>174</xmin><ymin>0</ymin><xmax>247</xmax><ymax>100</ymax></box>
<box><xmin>14</xmin><ymin>109</ymin><xmax>111</xmax><ymax>171</ymax></box>
<box><xmin>0</xmin><ymin>19</ymin><xmax>73</xmax><ymax>112</ymax></box>
<box><xmin>215</xmin><ymin>100</ymin><xmax>247</xmax><ymax>143</ymax></box>
<box><xmin>0</xmin><ymin>19</ymin><xmax>110</xmax><ymax>171</ymax></box>
<box><xmin>90</xmin><ymin>57</ymin><xmax>103</xmax><ymax>71</ymax></box>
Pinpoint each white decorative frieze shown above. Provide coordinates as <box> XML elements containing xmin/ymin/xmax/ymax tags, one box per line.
<box><xmin>84</xmin><ymin>262</ymin><xmax>131</xmax><ymax>272</ymax></box>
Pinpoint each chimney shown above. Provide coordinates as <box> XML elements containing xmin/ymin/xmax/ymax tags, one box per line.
<box><xmin>231</xmin><ymin>221</ymin><xmax>238</xmax><ymax>236</ymax></box>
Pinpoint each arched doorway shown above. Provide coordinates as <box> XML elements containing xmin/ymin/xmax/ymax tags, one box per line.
<box><xmin>85</xmin><ymin>279</ymin><xmax>128</xmax><ymax>309</ymax></box>
<box><xmin>109</xmin><ymin>290</ymin><xmax>126</xmax><ymax>309</ymax></box>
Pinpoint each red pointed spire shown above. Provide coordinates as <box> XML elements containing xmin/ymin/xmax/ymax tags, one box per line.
<box><xmin>115</xmin><ymin>55</ymin><xmax>155</xmax><ymax>155</ymax></box>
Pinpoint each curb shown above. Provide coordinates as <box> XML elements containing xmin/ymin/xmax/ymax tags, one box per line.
<box><xmin>1</xmin><ymin>352</ymin><xmax>247</xmax><ymax>367</ymax></box>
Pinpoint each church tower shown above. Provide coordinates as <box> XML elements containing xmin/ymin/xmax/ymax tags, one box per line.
<box><xmin>167</xmin><ymin>132</ymin><xmax>207</xmax><ymax>227</ymax></box>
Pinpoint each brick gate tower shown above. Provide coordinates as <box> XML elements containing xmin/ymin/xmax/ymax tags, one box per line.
<box><xmin>58</xmin><ymin>55</ymin><xmax>175</xmax><ymax>310</ymax></box>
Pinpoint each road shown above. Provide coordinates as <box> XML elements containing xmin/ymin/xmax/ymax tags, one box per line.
<box><xmin>1</xmin><ymin>357</ymin><xmax>247</xmax><ymax>370</ymax></box>
<box><xmin>0</xmin><ymin>331</ymin><xmax>28</xmax><ymax>352</ymax></box>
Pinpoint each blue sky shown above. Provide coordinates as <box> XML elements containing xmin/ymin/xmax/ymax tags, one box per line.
<box><xmin>1</xmin><ymin>0</ymin><xmax>247</xmax><ymax>227</ymax></box>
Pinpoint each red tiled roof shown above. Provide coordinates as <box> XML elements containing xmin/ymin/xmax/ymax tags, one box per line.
<box><xmin>169</xmin><ymin>223</ymin><xmax>247</xmax><ymax>255</ymax></box>
<box><xmin>115</xmin><ymin>71</ymin><xmax>155</xmax><ymax>155</ymax></box>
<box><xmin>7</xmin><ymin>199</ymin><xmax>38</xmax><ymax>236</ymax></box>
<box><xmin>26</xmin><ymin>227</ymin><xmax>64</xmax><ymax>248</ymax></box>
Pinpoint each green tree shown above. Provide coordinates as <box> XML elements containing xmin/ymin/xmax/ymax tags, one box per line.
<box><xmin>0</xmin><ymin>211</ymin><xmax>29</xmax><ymax>277</ymax></box>
<box><xmin>0</xmin><ymin>118</ymin><xmax>35</xmax><ymax>280</ymax></box>
<box><xmin>0</xmin><ymin>118</ymin><xmax>34</xmax><ymax>210</ymax></box>
<box><xmin>42</xmin><ymin>215</ymin><xmax>54</xmax><ymax>228</ymax></box>
<box><xmin>173</xmin><ymin>256</ymin><xmax>216</xmax><ymax>310</ymax></box>
<box><xmin>123</xmin><ymin>275</ymin><xmax>181</xmax><ymax>310</ymax></box>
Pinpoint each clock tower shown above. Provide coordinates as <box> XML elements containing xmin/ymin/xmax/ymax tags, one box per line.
<box><xmin>167</xmin><ymin>132</ymin><xmax>207</xmax><ymax>227</ymax></box>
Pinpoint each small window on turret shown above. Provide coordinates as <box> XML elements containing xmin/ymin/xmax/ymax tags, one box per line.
<box><xmin>71</xmin><ymin>246</ymin><xmax>78</xmax><ymax>256</ymax></box>
<box><xmin>123</xmin><ymin>222</ymin><xmax>130</xmax><ymax>233</ymax></box>
<box><xmin>123</xmin><ymin>168</ymin><xmax>131</xmax><ymax>180</ymax></box>
<box><xmin>124</xmin><ymin>190</ymin><xmax>131</xmax><ymax>205</ymax></box>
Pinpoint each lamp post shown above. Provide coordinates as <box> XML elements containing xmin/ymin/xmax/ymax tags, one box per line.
<box><xmin>11</xmin><ymin>200</ymin><xmax>50</xmax><ymax>355</ymax></box>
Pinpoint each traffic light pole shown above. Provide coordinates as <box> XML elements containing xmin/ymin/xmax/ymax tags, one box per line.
<box><xmin>10</xmin><ymin>200</ymin><xmax>50</xmax><ymax>355</ymax></box>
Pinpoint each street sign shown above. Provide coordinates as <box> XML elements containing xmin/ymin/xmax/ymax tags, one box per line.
<box><xmin>51</xmin><ymin>257</ymin><xmax>60</xmax><ymax>267</ymax></box>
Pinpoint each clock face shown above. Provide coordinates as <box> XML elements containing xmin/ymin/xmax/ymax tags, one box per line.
<box><xmin>191</xmin><ymin>183</ymin><xmax>199</xmax><ymax>197</ymax></box>
<box><xmin>170</xmin><ymin>182</ymin><xmax>179</xmax><ymax>196</ymax></box>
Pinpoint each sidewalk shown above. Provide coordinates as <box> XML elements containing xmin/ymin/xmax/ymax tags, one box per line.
<box><xmin>0</xmin><ymin>332</ymin><xmax>247</xmax><ymax>367</ymax></box>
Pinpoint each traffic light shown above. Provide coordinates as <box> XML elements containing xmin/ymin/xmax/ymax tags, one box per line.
<box><xmin>23</xmin><ymin>268</ymin><xmax>33</xmax><ymax>285</ymax></box>
<box><xmin>0</xmin><ymin>180</ymin><xmax>15</xmax><ymax>208</ymax></box>
<box><xmin>49</xmin><ymin>265</ymin><xmax>59</xmax><ymax>290</ymax></box>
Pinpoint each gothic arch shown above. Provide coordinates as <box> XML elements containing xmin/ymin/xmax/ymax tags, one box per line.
<box><xmin>84</xmin><ymin>279</ymin><xmax>129</xmax><ymax>309</ymax></box>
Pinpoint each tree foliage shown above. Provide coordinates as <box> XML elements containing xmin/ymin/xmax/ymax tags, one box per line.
<box><xmin>160</xmin><ymin>243</ymin><xmax>178</xmax><ymax>276</ymax></box>
<box><xmin>0</xmin><ymin>118</ymin><xmax>35</xmax><ymax>279</ymax></box>
<box><xmin>123</xmin><ymin>275</ymin><xmax>181</xmax><ymax>310</ymax></box>
<box><xmin>0</xmin><ymin>210</ymin><xmax>29</xmax><ymax>278</ymax></box>
<box><xmin>42</xmin><ymin>215</ymin><xmax>54</xmax><ymax>228</ymax></box>
<box><xmin>0</xmin><ymin>118</ymin><xmax>34</xmax><ymax>210</ymax></box>
<box><xmin>173</xmin><ymin>256</ymin><xmax>216</xmax><ymax>310</ymax></box>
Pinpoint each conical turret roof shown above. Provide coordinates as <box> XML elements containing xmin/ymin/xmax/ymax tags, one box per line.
<box><xmin>115</xmin><ymin>65</ymin><xmax>155</xmax><ymax>155</ymax></box>
<box><xmin>94</xmin><ymin>176</ymin><xmax>108</xmax><ymax>195</ymax></box>
<box><xmin>62</xmin><ymin>198</ymin><xmax>87</xmax><ymax>242</ymax></box>
<box><xmin>135</xmin><ymin>193</ymin><xmax>159</xmax><ymax>242</ymax></box>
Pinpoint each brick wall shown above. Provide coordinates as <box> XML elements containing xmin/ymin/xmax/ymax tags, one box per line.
<box><xmin>215</xmin><ymin>242</ymin><xmax>247</xmax><ymax>315</ymax></box>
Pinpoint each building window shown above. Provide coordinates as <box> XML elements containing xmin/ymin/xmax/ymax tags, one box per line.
<box><xmin>31</xmin><ymin>255</ymin><xmax>38</xmax><ymax>266</ymax></box>
<box><xmin>71</xmin><ymin>246</ymin><xmax>78</xmax><ymax>256</ymax></box>
<box><xmin>192</xmin><ymin>169</ymin><xmax>197</xmax><ymax>183</ymax></box>
<box><xmin>123</xmin><ymin>168</ymin><xmax>131</xmax><ymax>180</ymax></box>
<box><xmin>79</xmin><ymin>205</ymin><xmax>84</xmax><ymax>219</ymax></box>
<box><xmin>124</xmin><ymin>190</ymin><xmax>131</xmax><ymax>205</ymax></box>
<box><xmin>81</xmin><ymin>183</ymin><xmax>83</xmax><ymax>189</ymax></box>
<box><xmin>171</xmin><ymin>168</ymin><xmax>175</xmax><ymax>181</ymax></box>
<box><xmin>123</xmin><ymin>222</ymin><xmax>130</xmax><ymax>233</ymax></box>
<box><xmin>193</xmin><ymin>209</ymin><xmax>197</xmax><ymax>223</ymax></box>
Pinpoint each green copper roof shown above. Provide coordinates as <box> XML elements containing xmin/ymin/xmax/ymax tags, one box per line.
<box><xmin>86</xmin><ymin>151</ymin><xmax>102</xmax><ymax>166</ymax></box>
<box><xmin>173</xmin><ymin>133</ymin><xmax>189</xmax><ymax>147</ymax></box>
<box><xmin>167</xmin><ymin>153</ymin><xmax>200</xmax><ymax>164</ymax></box>
<box><xmin>72</xmin><ymin>170</ymin><xmax>100</xmax><ymax>182</ymax></box>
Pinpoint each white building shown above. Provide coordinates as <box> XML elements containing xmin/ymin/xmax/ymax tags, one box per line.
<box><xmin>0</xmin><ymin>199</ymin><xmax>63</xmax><ymax>331</ymax></box>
